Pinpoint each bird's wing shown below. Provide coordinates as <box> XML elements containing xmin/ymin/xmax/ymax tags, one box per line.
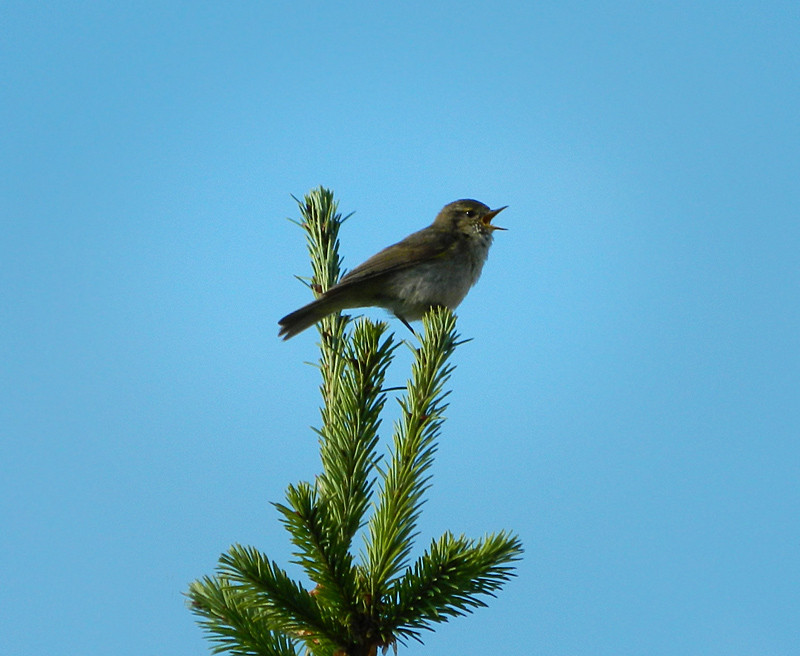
<box><xmin>336</xmin><ymin>226</ymin><xmax>456</xmax><ymax>287</ymax></box>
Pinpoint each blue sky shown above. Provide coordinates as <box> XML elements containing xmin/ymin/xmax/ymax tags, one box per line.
<box><xmin>2</xmin><ymin>2</ymin><xmax>798</xmax><ymax>654</ymax></box>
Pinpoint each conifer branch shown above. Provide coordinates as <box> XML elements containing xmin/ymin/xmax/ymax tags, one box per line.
<box><xmin>273</xmin><ymin>482</ymin><xmax>357</xmax><ymax>614</ymax></box>
<box><xmin>293</xmin><ymin>186</ymin><xmax>351</xmax><ymax>402</ymax></box>
<box><xmin>364</xmin><ymin>308</ymin><xmax>458</xmax><ymax>597</ymax></box>
<box><xmin>316</xmin><ymin>320</ymin><xmax>397</xmax><ymax>545</ymax></box>
<box><xmin>284</xmin><ymin>189</ymin><xmax>399</xmax><ymax>616</ymax></box>
<box><xmin>218</xmin><ymin>544</ymin><xmax>347</xmax><ymax>653</ymax></box>
<box><xmin>384</xmin><ymin>531</ymin><xmax>524</xmax><ymax>642</ymax></box>
<box><xmin>188</xmin><ymin>575</ymin><xmax>299</xmax><ymax>656</ymax></box>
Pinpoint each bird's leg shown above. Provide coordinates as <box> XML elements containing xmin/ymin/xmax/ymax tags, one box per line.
<box><xmin>396</xmin><ymin>314</ymin><xmax>418</xmax><ymax>337</ymax></box>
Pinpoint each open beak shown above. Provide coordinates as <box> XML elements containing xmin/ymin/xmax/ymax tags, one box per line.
<box><xmin>482</xmin><ymin>206</ymin><xmax>508</xmax><ymax>231</ymax></box>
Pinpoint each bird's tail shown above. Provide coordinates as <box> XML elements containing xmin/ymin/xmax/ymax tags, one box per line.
<box><xmin>278</xmin><ymin>295</ymin><xmax>347</xmax><ymax>340</ymax></box>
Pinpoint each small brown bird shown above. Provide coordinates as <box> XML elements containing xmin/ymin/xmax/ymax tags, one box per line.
<box><xmin>278</xmin><ymin>199</ymin><xmax>506</xmax><ymax>340</ymax></box>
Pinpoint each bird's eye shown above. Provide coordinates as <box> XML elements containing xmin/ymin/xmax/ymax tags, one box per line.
<box><xmin>465</xmin><ymin>210</ymin><xmax>475</xmax><ymax>217</ymax></box>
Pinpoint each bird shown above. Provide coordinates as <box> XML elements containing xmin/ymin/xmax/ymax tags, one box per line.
<box><xmin>278</xmin><ymin>199</ymin><xmax>506</xmax><ymax>340</ymax></box>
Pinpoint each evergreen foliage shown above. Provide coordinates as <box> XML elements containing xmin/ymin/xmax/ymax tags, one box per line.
<box><xmin>188</xmin><ymin>187</ymin><xmax>522</xmax><ymax>656</ymax></box>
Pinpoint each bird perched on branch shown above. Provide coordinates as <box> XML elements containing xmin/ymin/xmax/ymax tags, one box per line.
<box><xmin>278</xmin><ymin>199</ymin><xmax>506</xmax><ymax>340</ymax></box>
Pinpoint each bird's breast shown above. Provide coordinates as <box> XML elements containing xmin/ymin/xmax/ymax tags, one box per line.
<box><xmin>384</xmin><ymin>237</ymin><xmax>491</xmax><ymax>318</ymax></box>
